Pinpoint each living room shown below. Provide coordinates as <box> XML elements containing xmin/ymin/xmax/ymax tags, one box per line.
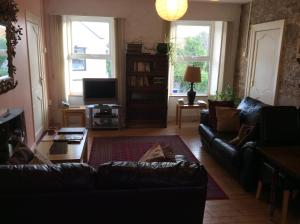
<box><xmin>0</xmin><ymin>0</ymin><xmax>299</xmax><ymax>223</ymax></box>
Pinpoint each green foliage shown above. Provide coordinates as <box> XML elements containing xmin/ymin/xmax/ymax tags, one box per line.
<box><xmin>0</xmin><ymin>37</ymin><xmax>8</xmax><ymax>77</ymax></box>
<box><xmin>209</xmin><ymin>85</ymin><xmax>241</xmax><ymax>106</ymax></box>
<box><xmin>172</xmin><ymin>33</ymin><xmax>209</xmax><ymax>94</ymax></box>
<box><xmin>0</xmin><ymin>37</ymin><xmax>7</xmax><ymax>49</ymax></box>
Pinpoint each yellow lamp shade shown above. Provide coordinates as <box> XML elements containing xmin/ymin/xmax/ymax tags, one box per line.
<box><xmin>155</xmin><ymin>0</ymin><xmax>188</xmax><ymax>22</ymax></box>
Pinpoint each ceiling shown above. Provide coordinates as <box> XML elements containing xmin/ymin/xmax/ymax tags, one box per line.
<box><xmin>191</xmin><ymin>0</ymin><xmax>251</xmax><ymax>3</ymax></box>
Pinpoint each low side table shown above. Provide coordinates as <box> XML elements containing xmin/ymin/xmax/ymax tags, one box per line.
<box><xmin>176</xmin><ymin>101</ymin><xmax>207</xmax><ymax>128</ymax></box>
<box><xmin>61</xmin><ymin>106</ymin><xmax>86</xmax><ymax>127</ymax></box>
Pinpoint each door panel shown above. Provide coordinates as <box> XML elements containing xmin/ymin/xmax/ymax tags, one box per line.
<box><xmin>26</xmin><ymin>15</ymin><xmax>45</xmax><ymax>140</ymax></box>
<box><xmin>245</xmin><ymin>20</ymin><xmax>284</xmax><ymax>105</ymax></box>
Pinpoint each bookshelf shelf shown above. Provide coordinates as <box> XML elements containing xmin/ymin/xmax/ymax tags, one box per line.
<box><xmin>126</xmin><ymin>53</ymin><xmax>169</xmax><ymax>128</ymax></box>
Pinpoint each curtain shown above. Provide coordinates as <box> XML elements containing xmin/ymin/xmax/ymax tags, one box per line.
<box><xmin>162</xmin><ymin>21</ymin><xmax>171</xmax><ymax>42</ymax></box>
<box><xmin>114</xmin><ymin>18</ymin><xmax>126</xmax><ymax>126</ymax></box>
<box><xmin>47</xmin><ymin>15</ymin><xmax>65</xmax><ymax>126</ymax></box>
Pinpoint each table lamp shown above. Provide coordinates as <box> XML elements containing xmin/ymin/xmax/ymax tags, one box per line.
<box><xmin>184</xmin><ymin>66</ymin><xmax>201</xmax><ymax>105</ymax></box>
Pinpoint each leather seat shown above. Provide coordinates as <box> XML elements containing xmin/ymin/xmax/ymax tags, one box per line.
<box><xmin>0</xmin><ymin>161</ymin><xmax>208</xmax><ymax>224</ymax></box>
<box><xmin>199</xmin><ymin>97</ymin><xmax>266</xmax><ymax>191</ymax></box>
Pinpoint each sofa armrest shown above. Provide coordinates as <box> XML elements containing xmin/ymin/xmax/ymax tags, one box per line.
<box><xmin>239</xmin><ymin>142</ymin><xmax>258</xmax><ymax>191</ymax></box>
<box><xmin>200</xmin><ymin>109</ymin><xmax>210</xmax><ymax>126</ymax></box>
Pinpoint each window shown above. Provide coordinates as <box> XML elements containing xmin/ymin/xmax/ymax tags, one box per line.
<box><xmin>72</xmin><ymin>46</ymin><xmax>87</xmax><ymax>71</ymax></box>
<box><xmin>170</xmin><ymin>21</ymin><xmax>217</xmax><ymax>96</ymax></box>
<box><xmin>63</xmin><ymin>16</ymin><xmax>115</xmax><ymax>95</ymax></box>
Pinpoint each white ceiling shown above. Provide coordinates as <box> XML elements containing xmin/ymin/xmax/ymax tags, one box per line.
<box><xmin>191</xmin><ymin>0</ymin><xmax>250</xmax><ymax>3</ymax></box>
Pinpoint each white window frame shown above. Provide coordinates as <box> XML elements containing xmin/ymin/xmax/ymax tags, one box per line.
<box><xmin>63</xmin><ymin>16</ymin><xmax>116</xmax><ymax>96</ymax></box>
<box><xmin>170</xmin><ymin>20</ymin><xmax>215</xmax><ymax>96</ymax></box>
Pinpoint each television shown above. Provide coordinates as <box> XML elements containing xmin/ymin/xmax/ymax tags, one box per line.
<box><xmin>83</xmin><ymin>78</ymin><xmax>117</xmax><ymax>105</ymax></box>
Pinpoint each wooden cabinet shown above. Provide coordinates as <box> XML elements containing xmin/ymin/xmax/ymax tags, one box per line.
<box><xmin>126</xmin><ymin>54</ymin><xmax>169</xmax><ymax>127</ymax></box>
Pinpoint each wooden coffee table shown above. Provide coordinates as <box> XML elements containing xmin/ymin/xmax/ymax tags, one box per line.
<box><xmin>37</xmin><ymin>129</ymin><xmax>88</xmax><ymax>163</ymax></box>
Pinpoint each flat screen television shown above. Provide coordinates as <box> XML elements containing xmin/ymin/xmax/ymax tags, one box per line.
<box><xmin>83</xmin><ymin>78</ymin><xmax>117</xmax><ymax>105</ymax></box>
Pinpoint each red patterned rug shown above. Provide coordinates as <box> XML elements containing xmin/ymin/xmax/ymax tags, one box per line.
<box><xmin>89</xmin><ymin>135</ymin><xmax>228</xmax><ymax>200</ymax></box>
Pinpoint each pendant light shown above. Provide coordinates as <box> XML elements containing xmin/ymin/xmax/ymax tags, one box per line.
<box><xmin>155</xmin><ymin>0</ymin><xmax>188</xmax><ymax>22</ymax></box>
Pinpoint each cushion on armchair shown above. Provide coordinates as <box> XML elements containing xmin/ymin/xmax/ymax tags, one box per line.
<box><xmin>208</xmin><ymin>100</ymin><xmax>234</xmax><ymax>130</ymax></box>
<box><xmin>215</xmin><ymin>107</ymin><xmax>240</xmax><ymax>132</ymax></box>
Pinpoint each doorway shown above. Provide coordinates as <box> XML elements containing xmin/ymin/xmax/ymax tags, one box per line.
<box><xmin>26</xmin><ymin>12</ymin><xmax>47</xmax><ymax>141</ymax></box>
<box><xmin>245</xmin><ymin>20</ymin><xmax>285</xmax><ymax>105</ymax></box>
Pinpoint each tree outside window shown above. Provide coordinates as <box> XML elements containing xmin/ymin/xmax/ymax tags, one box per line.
<box><xmin>171</xmin><ymin>22</ymin><xmax>212</xmax><ymax>96</ymax></box>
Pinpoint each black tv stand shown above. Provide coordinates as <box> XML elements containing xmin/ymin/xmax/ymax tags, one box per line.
<box><xmin>87</xmin><ymin>104</ymin><xmax>122</xmax><ymax>130</ymax></box>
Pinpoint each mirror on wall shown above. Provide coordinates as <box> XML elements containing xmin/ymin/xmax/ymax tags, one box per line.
<box><xmin>0</xmin><ymin>25</ymin><xmax>8</xmax><ymax>79</ymax></box>
<box><xmin>0</xmin><ymin>0</ymin><xmax>22</xmax><ymax>95</ymax></box>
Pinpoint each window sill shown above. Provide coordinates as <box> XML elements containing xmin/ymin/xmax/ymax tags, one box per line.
<box><xmin>69</xmin><ymin>94</ymin><xmax>83</xmax><ymax>97</ymax></box>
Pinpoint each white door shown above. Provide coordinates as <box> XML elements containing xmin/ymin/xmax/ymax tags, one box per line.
<box><xmin>245</xmin><ymin>20</ymin><xmax>285</xmax><ymax>105</ymax></box>
<box><xmin>26</xmin><ymin>13</ymin><xmax>46</xmax><ymax>140</ymax></box>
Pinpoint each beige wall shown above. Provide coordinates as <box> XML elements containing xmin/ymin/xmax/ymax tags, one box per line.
<box><xmin>44</xmin><ymin>0</ymin><xmax>241</xmax><ymax>124</ymax></box>
<box><xmin>0</xmin><ymin>0</ymin><xmax>44</xmax><ymax>148</ymax></box>
<box><xmin>234</xmin><ymin>0</ymin><xmax>300</xmax><ymax>106</ymax></box>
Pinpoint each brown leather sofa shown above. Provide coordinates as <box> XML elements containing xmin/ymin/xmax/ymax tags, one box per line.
<box><xmin>0</xmin><ymin>161</ymin><xmax>207</xmax><ymax>224</ymax></box>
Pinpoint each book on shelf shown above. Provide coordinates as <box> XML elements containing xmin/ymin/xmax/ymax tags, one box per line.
<box><xmin>143</xmin><ymin>76</ymin><xmax>149</xmax><ymax>86</ymax></box>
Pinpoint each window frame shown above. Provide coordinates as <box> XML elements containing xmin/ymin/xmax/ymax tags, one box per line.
<box><xmin>63</xmin><ymin>16</ymin><xmax>116</xmax><ymax>96</ymax></box>
<box><xmin>169</xmin><ymin>20</ymin><xmax>215</xmax><ymax>97</ymax></box>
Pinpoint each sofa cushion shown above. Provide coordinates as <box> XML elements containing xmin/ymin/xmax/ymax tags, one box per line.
<box><xmin>229</xmin><ymin>124</ymin><xmax>255</xmax><ymax>149</ymax></box>
<box><xmin>260</xmin><ymin>106</ymin><xmax>299</xmax><ymax>146</ymax></box>
<box><xmin>29</xmin><ymin>149</ymin><xmax>53</xmax><ymax>165</ymax></box>
<box><xmin>96</xmin><ymin>161</ymin><xmax>207</xmax><ymax>189</ymax></box>
<box><xmin>0</xmin><ymin>163</ymin><xmax>96</xmax><ymax>193</ymax></box>
<box><xmin>139</xmin><ymin>144</ymin><xmax>166</xmax><ymax>162</ymax></box>
<box><xmin>237</xmin><ymin>97</ymin><xmax>266</xmax><ymax>125</ymax></box>
<box><xmin>208</xmin><ymin>100</ymin><xmax>234</xmax><ymax>130</ymax></box>
<box><xmin>215</xmin><ymin>107</ymin><xmax>240</xmax><ymax>132</ymax></box>
<box><xmin>8</xmin><ymin>143</ymin><xmax>34</xmax><ymax>165</ymax></box>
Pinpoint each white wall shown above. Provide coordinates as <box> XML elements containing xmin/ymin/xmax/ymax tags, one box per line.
<box><xmin>44</xmin><ymin>0</ymin><xmax>241</xmax><ymax>125</ymax></box>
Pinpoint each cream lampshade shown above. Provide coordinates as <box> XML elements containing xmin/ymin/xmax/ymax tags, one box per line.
<box><xmin>184</xmin><ymin>66</ymin><xmax>201</xmax><ymax>105</ymax></box>
<box><xmin>155</xmin><ymin>0</ymin><xmax>188</xmax><ymax>22</ymax></box>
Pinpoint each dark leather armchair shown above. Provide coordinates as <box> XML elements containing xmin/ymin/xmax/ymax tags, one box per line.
<box><xmin>0</xmin><ymin>161</ymin><xmax>208</xmax><ymax>224</ymax></box>
<box><xmin>199</xmin><ymin>97</ymin><xmax>266</xmax><ymax>191</ymax></box>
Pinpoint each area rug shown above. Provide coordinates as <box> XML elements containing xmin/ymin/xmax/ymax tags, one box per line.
<box><xmin>89</xmin><ymin>135</ymin><xmax>228</xmax><ymax>200</ymax></box>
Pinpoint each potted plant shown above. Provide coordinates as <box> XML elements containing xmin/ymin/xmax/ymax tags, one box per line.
<box><xmin>209</xmin><ymin>85</ymin><xmax>241</xmax><ymax>106</ymax></box>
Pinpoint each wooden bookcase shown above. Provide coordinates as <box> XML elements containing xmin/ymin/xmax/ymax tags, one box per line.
<box><xmin>126</xmin><ymin>53</ymin><xmax>169</xmax><ymax>127</ymax></box>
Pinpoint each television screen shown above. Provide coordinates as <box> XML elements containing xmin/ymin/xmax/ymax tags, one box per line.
<box><xmin>83</xmin><ymin>78</ymin><xmax>117</xmax><ymax>105</ymax></box>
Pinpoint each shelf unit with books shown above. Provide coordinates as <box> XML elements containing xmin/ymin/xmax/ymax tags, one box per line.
<box><xmin>126</xmin><ymin>53</ymin><xmax>169</xmax><ymax>128</ymax></box>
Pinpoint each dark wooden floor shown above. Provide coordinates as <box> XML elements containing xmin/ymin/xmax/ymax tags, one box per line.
<box><xmin>88</xmin><ymin>121</ymin><xmax>298</xmax><ymax>224</ymax></box>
